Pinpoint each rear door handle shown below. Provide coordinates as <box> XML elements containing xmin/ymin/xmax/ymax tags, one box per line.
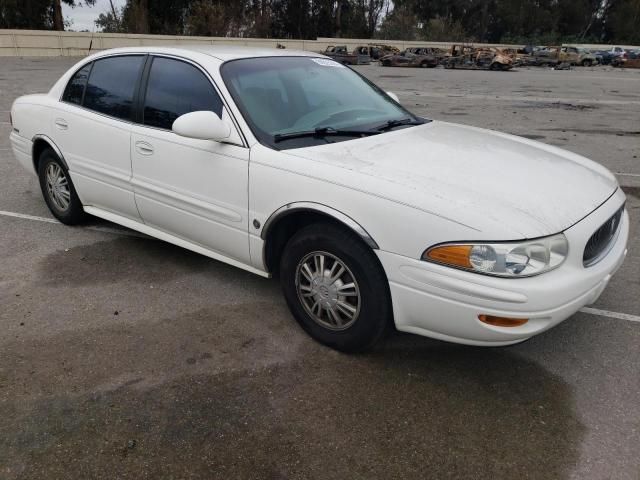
<box><xmin>54</xmin><ymin>118</ymin><xmax>68</xmax><ymax>130</ymax></box>
<box><xmin>135</xmin><ymin>141</ymin><xmax>154</xmax><ymax>156</ymax></box>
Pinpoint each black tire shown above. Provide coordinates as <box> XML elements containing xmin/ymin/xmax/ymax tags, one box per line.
<box><xmin>38</xmin><ymin>147</ymin><xmax>87</xmax><ymax>225</ymax></box>
<box><xmin>581</xmin><ymin>59</ymin><xmax>592</xmax><ymax>67</ymax></box>
<box><xmin>279</xmin><ymin>223</ymin><xmax>392</xmax><ymax>352</ymax></box>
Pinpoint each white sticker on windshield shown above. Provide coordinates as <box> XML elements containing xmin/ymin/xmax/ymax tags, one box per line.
<box><xmin>312</xmin><ymin>58</ymin><xmax>346</xmax><ymax>68</ymax></box>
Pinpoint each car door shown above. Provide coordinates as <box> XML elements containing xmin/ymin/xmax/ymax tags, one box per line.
<box><xmin>559</xmin><ymin>47</ymin><xmax>572</xmax><ymax>63</ymax></box>
<box><xmin>130</xmin><ymin>55</ymin><xmax>250</xmax><ymax>265</ymax></box>
<box><xmin>397</xmin><ymin>52</ymin><xmax>411</xmax><ymax>66</ymax></box>
<box><xmin>55</xmin><ymin>55</ymin><xmax>145</xmax><ymax>221</ymax></box>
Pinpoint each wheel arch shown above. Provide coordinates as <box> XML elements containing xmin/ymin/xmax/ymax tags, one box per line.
<box><xmin>261</xmin><ymin>202</ymin><xmax>379</xmax><ymax>274</ymax></box>
<box><xmin>32</xmin><ymin>134</ymin><xmax>68</xmax><ymax>173</ymax></box>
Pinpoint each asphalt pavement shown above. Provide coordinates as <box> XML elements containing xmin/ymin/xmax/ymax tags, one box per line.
<box><xmin>0</xmin><ymin>57</ymin><xmax>638</xmax><ymax>479</ymax></box>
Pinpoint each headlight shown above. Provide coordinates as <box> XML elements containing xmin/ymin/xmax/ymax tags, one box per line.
<box><xmin>422</xmin><ymin>233</ymin><xmax>568</xmax><ymax>277</ymax></box>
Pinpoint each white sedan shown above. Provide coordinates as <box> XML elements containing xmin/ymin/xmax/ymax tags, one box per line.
<box><xmin>9</xmin><ymin>46</ymin><xmax>628</xmax><ymax>351</ymax></box>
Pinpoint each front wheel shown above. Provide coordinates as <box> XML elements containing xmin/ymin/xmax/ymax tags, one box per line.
<box><xmin>280</xmin><ymin>223</ymin><xmax>392</xmax><ymax>352</ymax></box>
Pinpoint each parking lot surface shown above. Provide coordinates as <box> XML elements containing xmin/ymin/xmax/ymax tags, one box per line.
<box><xmin>0</xmin><ymin>57</ymin><xmax>638</xmax><ymax>479</ymax></box>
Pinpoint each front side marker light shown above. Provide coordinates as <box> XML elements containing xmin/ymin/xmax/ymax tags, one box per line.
<box><xmin>478</xmin><ymin>314</ymin><xmax>528</xmax><ymax>327</ymax></box>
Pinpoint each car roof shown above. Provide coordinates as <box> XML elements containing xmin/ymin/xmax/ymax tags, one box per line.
<box><xmin>89</xmin><ymin>45</ymin><xmax>324</xmax><ymax>61</ymax></box>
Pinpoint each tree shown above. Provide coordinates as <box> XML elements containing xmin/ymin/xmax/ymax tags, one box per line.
<box><xmin>378</xmin><ymin>3</ymin><xmax>419</xmax><ymax>40</ymax></box>
<box><xmin>0</xmin><ymin>0</ymin><xmax>95</xmax><ymax>30</ymax></box>
<box><xmin>95</xmin><ymin>1</ymin><xmax>125</xmax><ymax>33</ymax></box>
<box><xmin>5</xmin><ymin>0</ymin><xmax>639</xmax><ymax>44</ymax></box>
<box><xmin>606</xmin><ymin>0</ymin><xmax>640</xmax><ymax>44</ymax></box>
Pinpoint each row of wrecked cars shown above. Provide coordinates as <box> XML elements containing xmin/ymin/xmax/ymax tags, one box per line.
<box><xmin>322</xmin><ymin>43</ymin><xmax>640</xmax><ymax>70</ymax></box>
<box><xmin>323</xmin><ymin>44</ymin><xmax>514</xmax><ymax>70</ymax></box>
<box><xmin>510</xmin><ymin>45</ymin><xmax>640</xmax><ymax>68</ymax></box>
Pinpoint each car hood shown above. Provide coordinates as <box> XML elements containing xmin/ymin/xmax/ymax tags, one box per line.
<box><xmin>283</xmin><ymin>121</ymin><xmax>618</xmax><ymax>239</ymax></box>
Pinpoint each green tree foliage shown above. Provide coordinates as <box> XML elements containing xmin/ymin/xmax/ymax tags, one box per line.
<box><xmin>1</xmin><ymin>0</ymin><xmax>638</xmax><ymax>44</ymax></box>
<box><xmin>606</xmin><ymin>0</ymin><xmax>640</xmax><ymax>44</ymax></box>
<box><xmin>0</xmin><ymin>0</ymin><xmax>95</xmax><ymax>30</ymax></box>
<box><xmin>388</xmin><ymin>0</ymin><xmax>634</xmax><ymax>44</ymax></box>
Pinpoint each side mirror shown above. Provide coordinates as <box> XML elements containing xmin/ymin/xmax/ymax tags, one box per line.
<box><xmin>386</xmin><ymin>91</ymin><xmax>400</xmax><ymax>103</ymax></box>
<box><xmin>172</xmin><ymin>111</ymin><xmax>231</xmax><ymax>141</ymax></box>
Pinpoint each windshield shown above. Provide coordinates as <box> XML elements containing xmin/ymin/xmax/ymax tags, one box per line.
<box><xmin>221</xmin><ymin>56</ymin><xmax>423</xmax><ymax>150</ymax></box>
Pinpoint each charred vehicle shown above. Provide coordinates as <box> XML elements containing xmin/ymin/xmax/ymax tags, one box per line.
<box><xmin>612</xmin><ymin>50</ymin><xmax>639</xmax><ymax>68</ymax></box>
<box><xmin>380</xmin><ymin>48</ymin><xmax>439</xmax><ymax>68</ymax></box>
<box><xmin>574</xmin><ymin>47</ymin><xmax>599</xmax><ymax>66</ymax></box>
<box><xmin>556</xmin><ymin>46</ymin><xmax>598</xmax><ymax>66</ymax></box>
<box><xmin>524</xmin><ymin>46</ymin><xmax>598</xmax><ymax>67</ymax></box>
<box><xmin>443</xmin><ymin>45</ymin><xmax>513</xmax><ymax>70</ymax></box>
<box><xmin>595</xmin><ymin>46</ymin><xmax>627</xmax><ymax>65</ymax></box>
<box><xmin>355</xmin><ymin>44</ymin><xmax>400</xmax><ymax>60</ymax></box>
<box><xmin>323</xmin><ymin>46</ymin><xmax>370</xmax><ymax>65</ymax></box>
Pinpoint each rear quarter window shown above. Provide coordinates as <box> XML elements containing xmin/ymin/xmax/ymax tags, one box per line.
<box><xmin>62</xmin><ymin>63</ymin><xmax>92</xmax><ymax>105</ymax></box>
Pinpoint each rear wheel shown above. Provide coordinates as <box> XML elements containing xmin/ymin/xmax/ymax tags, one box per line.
<box><xmin>581</xmin><ymin>59</ymin><xmax>592</xmax><ymax>67</ymax></box>
<box><xmin>280</xmin><ymin>223</ymin><xmax>392</xmax><ymax>352</ymax></box>
<box><xmin>38</xmin><ymin>148</ymin><xmax>87</xmax><ymax>225</ymax></box>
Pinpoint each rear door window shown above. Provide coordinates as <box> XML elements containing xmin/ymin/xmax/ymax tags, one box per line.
<box><xmin>83</xmin><ymin>55</ymin><xmax>145</xmax><ymax>121</ymax></box>
<box><xmin>142</xmin><ymin>57</ymin><xmax>223</xmax><ymax>130</ymax></box>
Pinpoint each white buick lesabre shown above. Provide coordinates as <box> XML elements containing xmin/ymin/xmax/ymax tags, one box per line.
<box><xmin>9</xmin><ymin>46</ymin><xmax>628</xmax><ymax>351</ymax></box>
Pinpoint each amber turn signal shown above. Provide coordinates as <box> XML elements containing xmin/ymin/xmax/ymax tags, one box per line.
<box><xmin>478</xmin><ymin>314</ymin><xmax>528</xmax><ymax>327</ymax></box>
<box><xmin>424</xmin><ymin>245</ymin><xmax>473</xmax><ymax>268</ymax></box>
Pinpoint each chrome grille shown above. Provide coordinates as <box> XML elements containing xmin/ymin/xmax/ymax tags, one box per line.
<box><xmin>583</xmin><ymin>206</ymin><xmax>624</xmax><ymax>267</ymax></box>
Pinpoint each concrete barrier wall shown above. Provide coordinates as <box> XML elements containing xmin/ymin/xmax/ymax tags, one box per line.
<box><xmin>0</xmin><ymin>29</ymin><xmax>638</xmax><ymax>57</ymax></box>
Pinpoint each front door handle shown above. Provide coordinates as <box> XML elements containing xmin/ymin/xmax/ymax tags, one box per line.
<box><xmin>54</xmin><ymin>118</ymin><xmax>68</xmax><ymax>130</ymax></box>
<box><xmin>135</xmin><ymin>141</ymin><xmax>154</xmax><ymax>156</ymax></box>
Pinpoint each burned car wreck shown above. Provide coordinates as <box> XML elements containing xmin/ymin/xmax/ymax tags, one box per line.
<box><xmin>443</xmin><ymin>45</ymin><xmax>513</xmax><ymax>70</ymax></box>
<box><xmin>380</xmin><ymin>48</ymin><xmax>440</xmax><ymax>68</ymax></box>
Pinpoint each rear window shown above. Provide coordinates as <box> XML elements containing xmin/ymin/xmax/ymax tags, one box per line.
<box><xmin>62</xmin><ymin>63</ymin><xmax>92</xmax><ymax>105</ymax></box>
<box><xmin>83</xmin><ymin>55</ymin><xmax>145</xmax><ymax>121</ymax></box>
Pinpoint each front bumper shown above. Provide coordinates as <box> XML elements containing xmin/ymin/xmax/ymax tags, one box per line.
<box><xmin>9</xmin><ymin>130</ymin><xmax>35</xmax><ymax>175</ymax></box>
<box><xmin>377</xmin><ymin>188</ymin><xmax>629</xmax><ymax>346</ymax></box>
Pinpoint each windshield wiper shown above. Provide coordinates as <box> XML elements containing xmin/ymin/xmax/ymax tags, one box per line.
<box><xmin>274</xmin><ymin>126</ymin><xmax>380</xmax><ymax>143</ymax></box>
<box><xmin>373</xmin><ymin>118</ymin><xmax>425</xmax><ymax>132</ymax></box>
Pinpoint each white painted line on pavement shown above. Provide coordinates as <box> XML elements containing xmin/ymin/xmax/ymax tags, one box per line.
<box><xmin>616</xmin><ymin>172</ymin><xmax>640</xmax><ymax>177</ymax></box>
<box><xmin>0</xmin><ymin>210</ymin><xmax>58</xmax><ymax>224</ymax></box>
<box><xmin>580</xmin><ymin>307</ymin><xmax>640</xmax><ymax>323</ymax></box>
<box><xmin>0</xmin><ymin>209</ymin><xmax>148</xmax><ymax>239</ymax></box>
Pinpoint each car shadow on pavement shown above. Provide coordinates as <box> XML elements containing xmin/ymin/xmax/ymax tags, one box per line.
<box><xmin>1</xmin><ymin>313</ymin><xmax>584</xmax><ymax>479</ymax></box>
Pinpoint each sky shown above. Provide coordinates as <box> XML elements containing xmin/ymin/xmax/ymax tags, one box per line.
<box><xmin>62</xmin><ymin>0</ymin><xmax>127</xmax><ymax>32</ymax></box>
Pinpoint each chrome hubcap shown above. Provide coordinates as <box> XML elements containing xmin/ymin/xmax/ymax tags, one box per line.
<box><xmin>45</xmin><ymin>163</ymin><xmax>70</xmax><ymax>211</ymax></box>
<box><xmin>296</xmin><ymin>251</ymin><xmax>361</xmax><ymax>330</ymax></box>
